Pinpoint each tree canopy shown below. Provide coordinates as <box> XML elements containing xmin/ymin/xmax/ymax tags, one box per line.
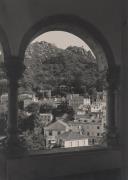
<box><xmin>20</xmin><ymin>41</ymin><xmax>108</xmax><ymax>96</ymax></box>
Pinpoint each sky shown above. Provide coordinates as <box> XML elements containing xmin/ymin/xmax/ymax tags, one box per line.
<box><xmin>32</xmin><ymin>31</ymin><xmax>91</xmax><ymax>51</ymax></box>
<box><xmin>0</xmin><ymin>31</ymin><xmax>93</xmax><ymax>58</ymax></box>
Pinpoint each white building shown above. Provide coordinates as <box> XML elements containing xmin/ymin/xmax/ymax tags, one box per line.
<box><xmin>67</xmin><ymin>94</ymin><xmax>84</xmax><ymax>111</ymax></box>
<box><xmin>40</xmin><ymin>113</ymin><xmax>53</xmax><ymax>125</ymax></box>
<box><xmin>58</xmin><ymin>131</ymin><xmax>89</xmax><ymax>148</ymax></box>
<box><xmin>18</xmin><ymin>93</ymin><xmax>33</xmax><ymax>101</ymax></box>
<box><xmin>91</xmin><ymin>103</ymin><xmax>102</xmax><ymax>113</ymax></box>
<box><xmin>76</xmin><ymin>110</ymin><xmax>86</xmax><ymax>115</ymax></box>
<box><xmin>68</xmin><ymin>120</ymin><xmax>104</xmax><ymax>145</ymax></box>
<box><xmin>84</xmin><ymin>98</ymin><xmax>91</xmax><ymax>105</ymax></box>
<box><xmin>0</xmin><ymin>93</ymin><xmax>8</xmax><ymax>104</ymax></box>
<box><xmin>24</xmin><ymin>99</ymin><xmax>33</xmax><ymax>108</ymax></box>
<box><xmin>44</xmin><ymin>120</ymin><xmax>70</xmax><ymax>148</ymax></box>
<box><xmin>32</xmin><ymin>94</ymin><xmax>39</xmax><ymax>102</ymax></box>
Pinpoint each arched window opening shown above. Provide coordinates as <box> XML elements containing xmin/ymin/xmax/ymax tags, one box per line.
<box><xmin>18</xmin><ymin>30</ymin><xmax>111</xmax><ymax>152</ymax></box>
<box><xmin>0</xmin><ymin>43</ymin><xmax>8</xmax><ymax>139</ymax></box>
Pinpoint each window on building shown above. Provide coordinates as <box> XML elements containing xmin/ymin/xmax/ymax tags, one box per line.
<box><xmin>92</xmin><ymin>139</ymin><xmax>95</xmax><ymax>144</ymax></box>
<box><xmin>87</xmin><ymin>132</ymin><xmax>90</xmax><ymax>136</ymax></box>
<box><xmin>70</xmin><ymin>142</ymin><xmax>72</xmax><ymax>147</ymax></box>
<box><xmin>58</xmin><ymin>131</ymin><xmax>61</xmax><ymax>135</ymax></box>
<box><xmin>97</xmin><ymin>133</ymin><xmax>100</xmax><ymax>136</ymax></box>
<box><xmin>49</xmin><ymin>131</ymin><xmax>52</xmax><ymax>136</ymax></box>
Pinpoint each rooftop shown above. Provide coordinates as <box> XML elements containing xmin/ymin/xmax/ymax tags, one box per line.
<box><xmin>44</xmin><ymin>120</ymin><xmax>69</xmax><ymax>131</ymax></box>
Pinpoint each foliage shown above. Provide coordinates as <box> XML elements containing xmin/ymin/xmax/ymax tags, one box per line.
<box><xmin>52</xmin><ymin>101</ymin><xmax>75</xmax><ymax>120</ymax></box>
<box><xmin>20</xmin><ymin>41</ymin><xmax>107</xmax><ymax>96</ymax></box>
<box><xmin>18</xmin><ymin>110</ymin><xmax>35</xmax><ymax>132</ymax></box>
<box><xmin>18</xmin><ymin>106</ymin><xmax>46</xmax><ymax>150</ymax></box>
<box><xmin>39</xmin><ymin>103</ymin><xmax>53</xmax><ymax>113</ymax></box>
<box><xmin>22</xmin><ymin>128</ymin><xmax>45</xmax><ymax>151</ymax></box>
<box><xmin>20</xmin><ymin>112</ymin><xmax>46</xmax><ymax>150</ymax></box>
<box><xmin>25</xmin><ymin>102</ymin><xmax>40</xmax><ymax>113</ymax></box>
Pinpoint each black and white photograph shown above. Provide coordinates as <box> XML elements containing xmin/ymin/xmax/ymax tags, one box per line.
<box><xmin>0</xmin><ymin>0</ymin><xmax>126</xmax><ymax>180</ymax></box>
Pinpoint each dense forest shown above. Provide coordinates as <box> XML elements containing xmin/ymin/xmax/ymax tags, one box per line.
<box><xmin>20</xmin><ymin>41</ymin><xmax>107</xmax><ymax>97</ymax></box>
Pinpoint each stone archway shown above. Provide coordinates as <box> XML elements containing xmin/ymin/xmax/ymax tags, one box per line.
<box><xmin>2</xmin><ymin>14</ymin><xmax>120</xmax><ymax>154</ymax></box>
<box><xmin>18</xmin><ymin>15</ymin><xmax>120</xmax><ymax>149</ymax></box>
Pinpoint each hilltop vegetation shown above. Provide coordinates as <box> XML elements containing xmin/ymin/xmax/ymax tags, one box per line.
<box><xmin>20</xmin><ymin>41</ymin><xmax>108</xmax><ymax>96</ymax></box>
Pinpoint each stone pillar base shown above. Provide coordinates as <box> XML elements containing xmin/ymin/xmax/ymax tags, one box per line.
<box><xmin>0</xmin><ymin>135</ymin><xmax>27</xmax><ymax>157</ymax></box>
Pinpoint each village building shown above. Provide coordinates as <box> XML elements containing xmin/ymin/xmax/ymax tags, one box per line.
<box><xmin>83</xmin><ymin>98</ymin><xmax>91</xmax><ymax>106</ymax></box>
<box><xmin>90</xmin><ymin>102</ymin><xmax>102</xmax><ymax>113</ymax></box>
<box><xmin>23</xmin><ymin>99</ymin><xmax>33</xmax><ymax>108</ymax></box>
<box><xmin>39</xmin><ymin>113</ymin><xmax>53</xmax><ymax>125</ymax></box>
<box><xmin>18</xmin><ymin>93</ymin><xmax>33</xmax><ymax>100</ymax></box>
<box><xmin>52</xmin><ymin>97</ymin><xmax>63</xmax><ymax>108</ymax></box>
<box><xmin>74</xmin><ymin>114</ymin><xmax>90</xmax><ymax>123</ymax></box>
<box><xmin>58</xmin><ymin>131</ymin><xmax>89</xmax><ymax>148</ymax></box>
<box><xmin>0</xmin><ymin>93</ymin><xmax>8</xmax><ymax>104</ymax></box>
<box><xmin>44</xmin><ymin>120</ymin><xmax>70</xmax><ymax>148</ymax></box>
<box><xmin>32</xmin><ymin>94</ymin><xmax>39</xmax><ymax>102</ymax></box>
<box><xmin>67</xmin><ymin>120</ymin><xmax>104</xmax><ymax>145</ymax></box>
<box><xmin>78</xmin><ymin>104</ymin><xmax>91</xmax><ymax>113</ymax></box>
<box><xmin>76</xmin><ymin>110</ymin><xmax>86</xmax><ymax>116</ymax></box>
<box><xmin>39</xmin><ymin>89</ymin><xmax>51</xmax><ymax>98</ymax></box>
<box><xmin>18</xmin><ymin>93</ymin><xmax>34</xmax><ymax>109</ymax></box>
<box><xmin>67</xmin><ymin>94</ymin><xmax>84</xmax><ymax>111</ymax></box>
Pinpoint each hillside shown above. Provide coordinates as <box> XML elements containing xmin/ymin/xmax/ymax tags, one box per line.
<box><xmin>20</xmin><ymin>41</ymin><xmax>108</xmax><ymax>96</ymax></box>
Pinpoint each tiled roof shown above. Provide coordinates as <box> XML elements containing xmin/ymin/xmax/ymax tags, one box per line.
<box><xmin>44</xmin><ymin>120</ymin><xmax>69</xmax><ymax>131</ymax></box>
<box><xmin>68</xmin><ymin>121</ymin><xmax>102</xmax><ymax>125</ymax></box>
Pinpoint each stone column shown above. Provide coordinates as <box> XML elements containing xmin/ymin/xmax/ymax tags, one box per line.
<box><xmin>4</xmin><ymin>57</ymin><xmax>25</xmax><ymax>154</ymax></box>
<box><xmin>106</xmin><ymin>66</ymin><xmax>120</xmax><ymax>146</ymax></box>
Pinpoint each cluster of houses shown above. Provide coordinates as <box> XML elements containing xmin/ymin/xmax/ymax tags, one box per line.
<box><xmin>43</xmin><ymin>92</ymin><xmax>107</xmax><ymax>148</ymax></box>
<box><xmin>0</xmin><ymin>90</ymin><xmax>107</xmax><ymax>149</ymax></box>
